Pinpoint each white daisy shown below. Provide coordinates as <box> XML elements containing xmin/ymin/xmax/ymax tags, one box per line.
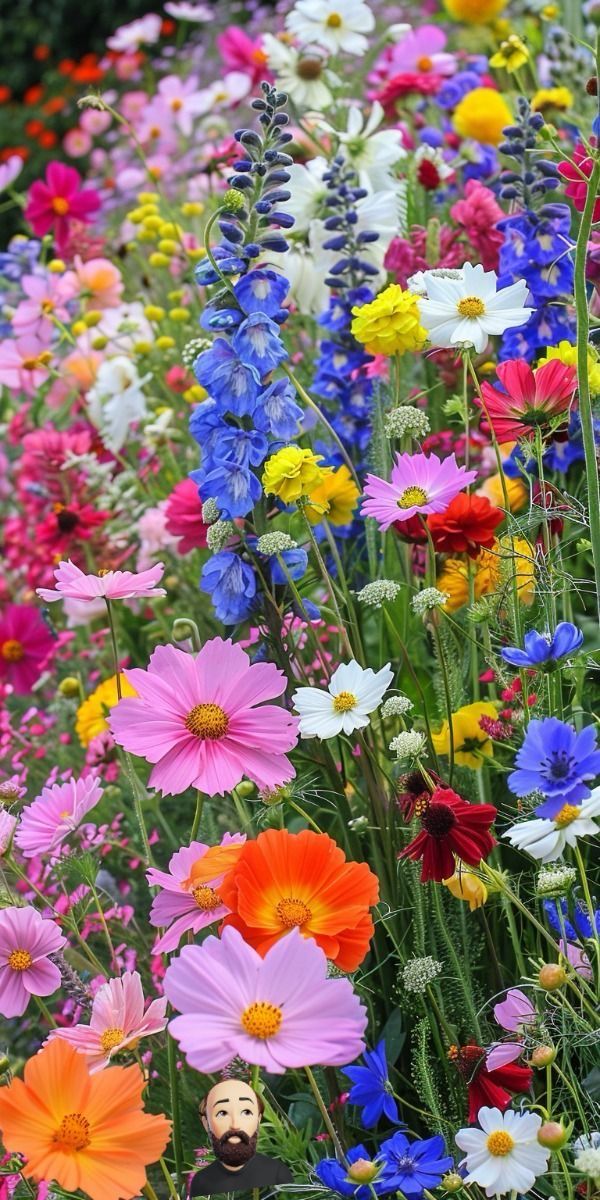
<box><xmin>417</xmin><ymin>261</ymin><xmax>533</xmax><ymax>354</ymax></box>
<box><xmin>318</xmin><ymin>102</ymin><xmax>407</xmax><ymax>191</ymax></box>
<box><xmin>292</xmin><ymin>661</ymin><xmax>393</xmax><ymax>739</ymax></box>
<box><xmin>504</xmin><ymin>789</ymin><xmax>600</xmax><ymax>863</ymax></box>
<box><xmin>262</xmin><ymin>35</ymin><xmax>334</xmax><ymax>110</ymax></box>
<box><xmin>455</xmin><ymin>1107</ymin><xmax>550</xmax><ymax>1198</ymax></box>
<box><xmin>285</xmin><ymin>0</ymin><xmax>375</xmax><ymax>56</ymax></box>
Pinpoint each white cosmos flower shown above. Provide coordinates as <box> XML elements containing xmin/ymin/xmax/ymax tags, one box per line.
<box><xmin>456</xmin><ymin>1107</ymin><xmax>550</xmax><ymax>1197</ymax></box>
<box><xmin>318</xmin><ymin>102</ymin><xmax>407</xmax><ymax>191</ymax></box>
<box><xmin>418</xmin><ymin>261</ymin><xmax>533</xmax><ymax>355</ymax></box>
<box><xmin>293</xmin><ymin>660</ymin><xmax>393</xmax><ymax>739</ymax></box>
<box><xmin>262</xmin><ymin>35</ymin><xmax>334</xmax><ymax>109</ymax></box>
<box><xmin>286</xmin><ymin>0</ymin><xmax>375</xmax><ymax>56</ymax></box>
<box><xmin>87</xmin><ymin>356</ymin><xmax>151</xmax><ymax>453</ymax></box>
<box><xmin>504</xmin><ymin>788</ymin><xmax>600</xmax><ymax>863</ymax></box>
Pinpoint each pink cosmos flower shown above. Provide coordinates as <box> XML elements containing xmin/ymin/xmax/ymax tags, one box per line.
<box><xmin>164</xmin><ymin>925</ymin><xmax>367</xmax><ymax>1073</ymax></box>
<box><xmin>157</xmin><ymin>75</ymin><xmax>208</xmax><ymax>136</ymax></box>
<box><xmin>60</xmin><ymin>256</ymin><xmax>124</xmax><ymax>310</ymax></box>
<box><xmin>0</xmin><ymin>156</ymin><xmax>22</xmax><ymax>192</ymax></box>
<box><xmin>217</xmin><ymin>27</ymin><xmax>269</xmax><ymax>86</ymax></box>
<box><xmin>108</xmin><ymin>639</ymin><xmax>299</xmax><ymax>797</ymax></box>
<box><xmin>362</xmin><ymin>452</ymin><xmax>477</xmax><ymax>530</ymax></box>
<box><xmin>164</xmin><ymin>478</ymin><xmax>209</xmax><ymax>554</ymax></box>
<box><xmin>558</xmin><ymin>141</ymin><xmax>600</xmax><ymax>223</ymax></box>
<box><xmin>107</xmin><ymin>13</ymin><xmax>162</xmax><ymax>51</ymax></box>
<box><xmin>11</xmin><ymin>274</ymin><xmax>70</xmax><ymax>339</ymax></box>
<box><xmin>14</xmin><ymin>775</ymin><xmax>103</xmax><ymax>860</ymax></box>
<box><xmin>478</xmin><ymin>358</ymin><xmax>577</xmax><ymax>442</ymax></box>
<box><xmin>494</xmin><ymin>988</ymin><xmax>536</xmax><ymax>1033</ymax></box>
<box><xmin>0</xmin><ymin>604</ymin><xmax>55</xmax><ymax>694</ymax></box>
<box><xmin>147</xmin><ymin>833</ymin><xmax>245</xmax><ymax>953</ymax></box>
<box><xmin>0</xmin><ymin>812</ymin><xmax>17</xmax><ymax>855</ymax></box>
<box><xmin>49</xmin><ymin>970</ymin><xmax>168</xmax><ymax>1071</ymax></box>
<box><xmin>560</xmin><ymin>939</ymin><xmax>593</xmax><ymax>980</ymax></box>
<box><xmin>0</xmin><ymin>334</ymin><xmax>51</xmax><ymax>396</ymax></box>
<box><xmin>37</xmin><ymin>560</ymin><xmax>166</xmax><ymax>604</ymax></box>
<box><xmin>0</xmin><ymin>906</ymin><xmax>65</xmax><ymax>1018</ymax></box>
<box><xmin>25</xmin><ymin>162</ymin><xmax>101</xmax><ymax>252</ymax></box>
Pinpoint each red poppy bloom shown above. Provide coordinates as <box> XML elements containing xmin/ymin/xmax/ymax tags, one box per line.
<box><xmin>478</xmin><ymin>358</ymin><xmax>577</xmax><ymax>442</ymax></box>
<box><xmin>164</xmin><ymin>478</ymin><xmax>209</xmax><ymax>555</ymax></box>
<box><xmin>427</xmin><ymin>493</ymin><xmax>504</xmax><ymax>558</ymax></box>
<box><xmin>558</xmin><ymin>140</ymin><xmax>600</xmax><ymax>223</ymax></box>
<box><xmin>449</xmin><ymin>1043</ymin><xmax>533</xmax><ymax>1123</ymax></box>
<box><xmin>0</xmin><ymin>604</ymin><xmax>55</xmax><ymax>694</ymax></box>
<box><xmin>25</xmin><ymin>162</ymin><xmax>101</xmax><ymax>252</ymax></box>
<box><xmin>398</xmin><ymin>786</ymin><xmax>497</xmax><ymax>882</ymax></box>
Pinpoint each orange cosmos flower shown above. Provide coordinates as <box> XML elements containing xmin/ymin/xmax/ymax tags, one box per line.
<box><xmin>0</xmin><ymin>1040</ymin><xmax>171</xmax><ymax>1200</ymax></box>
<box><xmin>218</xmin><ymin>828</ymin><xmax>379</xmax><ymax>972</ymax></box>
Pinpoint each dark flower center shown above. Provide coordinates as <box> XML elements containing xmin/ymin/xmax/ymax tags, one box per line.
<box><xmin>544</xmin><ymin>750</ymin><xmax>574</xmax><ymax>781</ymax></box>
<box><xmin>421</xmin><ymin>802</ymin><xmax>457</xmax><ymax>838</ymax></box>
<box><xmin>55</xmin><ymin>506</ymin><xmax>79</xmax><ymax>533</ymax></box>
<box><xmin>394</xmin><ymin>1155</ymin><xmax>415</xmax><ymax>1173</ymax></box>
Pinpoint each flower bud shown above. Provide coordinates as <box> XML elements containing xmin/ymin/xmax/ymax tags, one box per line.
<box><xmin>237</xmin><ymin>781</ymin><xmax>256</xmax><ymax>799</ymax></box>
<box><xmin>58</xmin><ymin>676</ymin><xmax>81</xmax><ymax>699</ymax></box>
<box><xmin>537</xmin><ymin>1120</ymin><xmax>570</xmax><ymax>1149</ymax></box>
<box><xmin>346</xmin><ymin>1159</ymin><xmax>379</xmax><ymax>1184</ymax></box>
<box><xmin>441</xmin><ymin>1172</ymin><xmax>463</xmax><ymax>1192</ymax></box>
<box><xmin>530</xmin><ymin>1044</ymin><xmax>556</xmax><ymax>1068</ymax></box>
<box><xmin>538</xmin><ymin>963</ymin><xmax>567</xmax><ymax>990</ymax></box>
<box><xmin>0</xmin><ymin>1054</ymin><xmax>10</xmax><ymax>1074</ymax></box>
<box><xmin>221</xmin><ymin>188</ymin><xmax>247</xmax><ymax>214</ymax></box>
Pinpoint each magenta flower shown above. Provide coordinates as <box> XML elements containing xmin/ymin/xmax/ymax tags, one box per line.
<box><xmin>14</xmin><ymin>775</ymin><xmax>103</xmax><ymax>860</ymax></box>
<box><xmin>146</xmin><ymin>833</ymin><xmax>245</xmax><ymax>954</ymax></box>
<box><xmin>49</xmin><ymin>970</ymin><xmax>168</xmax><ymax>1071</ymax></box>
<box><xmin>109</xmin><ymin>639</ymin><xmax>299</xmax><ymax>797</ymax></box>
<box><xmin>0</xmin><ymin>604</ymin><xmax>55</xmax><ymax>694</ymax></box>
<box><xmin>361</xmin><ymin>452</ymin><xmax>477</xmax><ymax>530</ymax></box>
<box><xmin>25</xmin><ymin>162</ymin><xmax>101</xmax><ymax>252</ymax></box>
<box><xmin>164</xmin><ymin>925</ymin><xmax>367</xmax><ymax>1073</ymax></box>
<box><xmin>0</xmin><ymin>907</ymin><xmax>65</xmax><ymax>1018</ymax></box>
<box><xmin>493</xmin><ymin>988</ymin><xmax>536</xmax><ymax>1033</ymax></box>
<box><xmin>37</xmin><ymin>559</ymin><xmax>166</xmax><ymax>604</ymax></box>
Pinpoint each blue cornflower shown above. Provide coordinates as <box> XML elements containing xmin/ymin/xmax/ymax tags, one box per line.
<box><xmin>232</xmin><ymin>313</ymin><xmax>288</xmax><ymax>374</ymax></box>
<box><xmin>192</xmin><ymin>460</ymin><xmax>262</xmax><ymax>520</ymax></box>
<box><xmin>315</xmin><ymin>1144</ymin><xmax>392</xmax><ymax>1198</ymax></box>
<box><xmin>501</xmin><ymin>622</ymin><xmax>583</xmax><ymax>669</ymax></box>
<box><xmin>193</xmin><ymin>339</ymin><xmax>261</xmax><ymax>416</ymax></box>
<box><xmin>379</xmin><ymin>1132</ymin><xmax>453</xmax><ymax>1196</ymax></box>
<box><xmin>344</xmin><ymin>1041</ymin><xmax>400</xmax><ymax>1129</ymax></box>
<box><xmin>545</xmin><ymin>897</ymin><xmax>600</xmax><ymax>941</ymax></box>
<box><xmin>508</xmin><ymin>717</ymin><xmax>600</xmax><ymax>817</ymax></box>
<box><xmin>253</xmin><ymin>378</ymin><xmax>302</xmax><ymax>440</ymax></box>
<box><xmin>234</xmin><ymin>268</ymin><xmax>289</xmax><ymax>317</ymax></box>
<box><xmin>200</xmin><ymin>551</ymin><xmax>257</xmax><ymax>625</ymax></box>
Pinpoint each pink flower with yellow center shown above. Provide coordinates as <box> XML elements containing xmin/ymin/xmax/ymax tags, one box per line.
<box><xmin>14</xmin><ymin>775</ymin><xmax>103</xmax><ymax>860</ymax></box>
<box><xmin>362</xmin><ymin>452</ymin><xmax>477</xmax><ymax>531</ymax></box>
<box><xmin>49</xmin><ymin>971</ymin><xmax>168</xmax><ymax>1072</ymax></box>
<box><xmin>146</xmin><ymin>833</ymin><xmax>245</xmax><ymax>953</ymax></box>
<box><xmin>0</xmin><ymin>907</ymin><xmax>65</xmax><ymax>1018</ymax></box>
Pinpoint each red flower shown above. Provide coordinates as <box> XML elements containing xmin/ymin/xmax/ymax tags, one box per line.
<box><xmin>393</xmin><ymin>513</ymin><xmax>428</xmax><ymax>544</ymax></box>
<box><xmin>375</xmin><ymin>71</ymin><xmax>441</xmax><ymax>117</ymax></box>
<box><xmin>427</xmin><ymin>493</ymin><xmax>504</xmax><ymax>558</ymax></box>
<box><xmin>478</xmin><ymin>358</ymin><xmax>577</xmax><ymax>442</ymax></box>
<box><xmin>25</xmin><ymin>162</ymin><xmax>101</xmax><ymax>253</ymax></box>
<box><xmin>0</xmin><ymin>604</ymin><xmax>55</xmax><ymax>694</ymax></box>
<box><xmin>558</xmin><ymin>141</ymin><xmax>600</xmax><ymax>222</ymax></box>
<box><xmin>399</xmin><ymin>786</ymin><xmax>497</xmax><ymax>882</ymax></box>
<box><xmin>449</xmin><ymin>1043</ymin><xmax>533</xmax><ymax>1123</ymax></box>
<box><xmin>35</xmin><ymin>502</ymin><xmax>109</xmax><ymax>556</ymax></box>
<box><xmin>164</xmin><ymin>478</ymin><xmax>208</xmax><ymax>555</ymax></box>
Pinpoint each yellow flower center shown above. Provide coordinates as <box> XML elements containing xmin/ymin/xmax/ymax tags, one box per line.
<box><xmin>7</xmin><ymin>948</ymin><xmax>32</xmax><ymax>971</ymax></box>
<box><xmin>53</xmin><ymin>1112</ymin><xmax>91</xmax><ymax>1152</ymax></box>
<box><xmin>326</xmin><ymin>11</ymin><xmax>342</xmax><ymax>25</ymax></box>
<box><xmin>171</xmin><ymin>98</ymin><xmax>183</xmax><ymax>111</ymax></box>
<box><xmin>554</xmin><ymin>803</ymin><xmax>580</xmax><ymax>827</ymax></box>
<box><xmin>51</xmin><ymin>197</ymin><xmax>70</xmax><ymax>216</ymax></box>
<box><xmin>397</xmin><ymin>485</ymin><xmax>428</xmax><ymax>509</ymax></box>
<box><xmin>1</xmin><ymin>639</ymin><xmax>24</xmax><ymax>662</ymax></box>
<box><xmin>241</xmin><ymin>1000</ymin><xmax>283</xmax><ymax>1039</ymax></box>
<box><xmin>185</xmin><ymin>703</ymin><xmax>229</xmax><ymax>740</ymax></box>
<box><xmin>100</xmin><ymin>1027</ymin><xmax>125</xmax><ymax>1053</ymax></box>
<box><xmin>41</xmin><ymin>299</ymin><xmax>55</xmax><ymax>313</ymax></box>
<box><xmin>333</xmin><ymin>690</ymin><xmax>357</xmax><ymax>713</ymax></box>
<box><xmin>417</xmin><ymin>55</ymin><xmax>433</xmax><ymax>70</ymax></box>
<box><xmin>192</xmin><ymin>884</ymin><xmax>221</xmax><ymax>910</ymax></box>
<box><xmin>276</xmin><ymin>897</ymin><xmax>312</xmax><ymax>928</ymax></box>
<box><xmin>486</xmin><ymin>1130</ymin><xmax>515</xmax><ymax>1157</ymax></box>
<box><xmin>457</xmin><ymin>296</ymin><xmax>485</xmax><ymax>318</ymax></box>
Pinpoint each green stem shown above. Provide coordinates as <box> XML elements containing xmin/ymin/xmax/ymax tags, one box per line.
<box><xmin>167</xmin><ymin>1032</ymin><xmax>184</xmax><ymax>1191</ymax></box>
<box><xmin>283</xmin><ymin>364</ymin><xmax>361</xmax><ymax>491</ymax></box>
<box><xmin>190</xmin><ymin>791</ymin><xmax>204</xmax><ymax>841</ymax></box>
<box><xmin>301</xmin><ymin>508</ymin><xmax>354</xmax><ymax>659</ymax></box>
<box><xmin>304</xmin><ymin>1066</ymin><xmax>347</xmax><ymax>1164</ymax></box>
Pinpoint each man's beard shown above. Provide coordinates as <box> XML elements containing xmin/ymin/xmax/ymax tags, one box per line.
<box><xmin>210</xmin><ymin>1129</ymin><xmax>258</xmax><ymax>1167</ymax></box>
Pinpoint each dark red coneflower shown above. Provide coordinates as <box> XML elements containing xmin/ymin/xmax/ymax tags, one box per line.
<box><xmin>398</xmin><ymin>786</ymin><xmax>497</xmax><ymax>882</ymax></box>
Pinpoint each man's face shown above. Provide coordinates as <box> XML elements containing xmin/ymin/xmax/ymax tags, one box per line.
<box><xmin>202</xmin><ymin>1080</ymin><xmax>261</xmax><ymax>1168</ymax></box>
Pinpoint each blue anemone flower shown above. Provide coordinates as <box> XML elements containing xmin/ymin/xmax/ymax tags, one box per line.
<box><xmin>315</xmin><ymin>1144</ymin><xmax>392</xmax><ymax>1198</ymax></box>
<box><xmin>344</xmin><ymin>1041</ymin><xmax>400</xmax><ymax>1129</ymax></box>
<box><xmin>379</xmin><ymin>1132</ymin><xmax>453</xmax><ymax>1196</ymax></box>
<box><xmin>253</xmin><ymin>378</ymin><xmax>302</xmax><ymax>440</ymax></box>
<box><xmin>501</xmin><ymin>622</ymin><xmax>583</xmax><ymax>669</ymax></box>
<box><xmin>544</xmin><ymin>897</ymin><xmax>600</xmax><ymax>941</ymax></box>
<box><xmin>508</xmin><ymin>717</ymin><xmax>600</xmax><ymax>817</ymax></box>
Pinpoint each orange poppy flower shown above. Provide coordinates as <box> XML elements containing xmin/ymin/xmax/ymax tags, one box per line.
<box><xmin>0</xmin><ymin>1040</ymin><xmax>171</xmax><ymax>1200</ymax></box>
<box><xmin>218</xmin><ymin>828</ymin><xmax>379</xmax><ymax>972</ymax></box>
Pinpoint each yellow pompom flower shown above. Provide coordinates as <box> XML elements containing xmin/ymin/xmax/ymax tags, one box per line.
<box><xmin>305</xmin><ymin>465</ymin><xmax>360</xmax><ymax>527</ymax></box>
<box><xmin>474</xmin><ymin>536</ymin><xmax>535</xmax><ymax>605</ymax></box>
<box><xmin>262</xmin><ymin>446</ymin><xmax>330</xmax><ymax>505</ymax></box>
<box><xmin>539</xmin><ymin>340</ymin><xmax>600</xmax><ymax>396</ymax></box>
<box><xmin>478</xmin><ymin>472</ymin><xmax>528</xmax><ymax>513</ymax></box>
<box><xmin>532</xmin><ymin>87</ymin><xmax>573</xmax><ymax>113</ymax></box>
<box><xmin>351</xmin><ymin>285</ymin><xmax>427</xmax><ymax>357</ymax></box>
<box><xmin>489</xmin><ymin>34</ymin><xmax>529</xmax><ymax>72</ymax></box>
<box><xmin>444</xmin><ymin>871</ymin><xmax>488</xmax><ymax>910</ymax></box>
<box><xmin>437</xmin><ymin>559</ymin><xmax>470</xmax><ymax>612</ymax></box>
<box><xmin>443</xmin><ymin>0</ymin><xmax>506</xmax><ymax>20</ymax></box>
<box><xmin>453</xmin><ymin>87</ymin><xmax>512</xmax><ymax>146</ymax></box>
<box><xmin>75</xmin><ymin>675</ymin><xmax>137</xmax><ymax>747</ymax></box>
<box><xmin>432</xmin><ymin>701</ymin><xmax>499</xmax><ymax>769</ymax></box>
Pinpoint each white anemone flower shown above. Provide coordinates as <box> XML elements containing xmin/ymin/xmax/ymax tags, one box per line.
<box><xmin>504</xmin><ymin>788</ymin><xmax>600</xmax><ymax>863</ymax></box>
<box><xmin>318</xmin><ymin>102</ymin><xmax>407</xmax><ymax>191</ymax></box>
<box><xmin>293</xmin><ymin>661</ymin><xmax>393</xmax><ymax>739</ymax></box>
<box><xmin>418</xmin><ymin>261</ymin><xmax>533</xmax><ymax>354</ymax></box>
<box><xmin>455</xmin><ymin>1107</ymin><xmax>550</xmax><ymax>1197</ymax></box>
<box><xmin>262</xmin><ymin>35</ymin><xmax>334</xmax><ymax>110</ymax></box>
<box><xmin>86</xmin><ymin>356</ymin><xmax>151</xmax><ymax>453</ymax></box>
<box><xmin>285</xmin><ymin>0</ymin><xmax>375</xmax><ymax>56</ymax></box>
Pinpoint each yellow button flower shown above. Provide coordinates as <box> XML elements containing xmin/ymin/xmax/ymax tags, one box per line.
<box><xmin>432</xmin><ymin>701</ymin><xmax>499</xmax><ymax>769</ymax></box>
<box><xmin>443</xmin><ymin>871</ymin><xmax>488</xmax><ymax>909</ymax></box>
<box><xmin>532</xmin><ymin>86</ymin><xmax>573</xmax><ymax>113</ymax></box>
<box><xmin>76</xmin><ymin>675</ymin><xmax>137</xmax><ymax>747</ymax></box>
<box><xmin>443</xmin><ymin>0</ymin><xmax>506</xmax><ymax>20</ymax></box>
<box><xmin>351</xmin><ymin>285</ymin><xmax>427</xmax><ymax>357</ymax></box>
<box><xmin>262</xmin><ymin>446</ymin><xmax>330</xmax><ymax>505</ymax></box>
<box><xmin>489</xmin><ymin>34</ymin><xmax>529</xmax><ymax>72</ymax></box>
<box><xmin>453</xmin><ymin>87</ymin><xmax>512</xmax><ymax>146</ymax></box>
<box><xmin>538</xmin><ymin>340</ymin><xmax>600</xmax><ymax>397</ymax></box>
<box><xmin>304</xmin><ymin>465</ymin><xmax>360</xmax><ymax>527</ymax></box>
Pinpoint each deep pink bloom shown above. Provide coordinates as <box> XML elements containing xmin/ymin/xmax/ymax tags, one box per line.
<box><xmin>478</xmin><ymin>358</ymin><xmax>577</xmax><ymax>442</ymax></box>
<box><xmin>15</xmin><ymin>775</ymin><xmax>103</xmax><ymax>859</ymax></box>
<box><xmin>362</xmin><ymin>452</ymin><xmax>477</xmax><ymax>530</ymax></box>
<box><xmin>37</xmin><ymin>559</ymin><xmax>166</xmax><ymax>604</ymax></box>
<box><xmin>109</xmin><ymin>639</ymin><xmax>299</xmax><ymax>797</ymax></box>
<box><xmin>49</xmin><ymin>970</ymin><xmax>168</xmax><ymax>1071</ymax></box>
<box><xmin>385</xmin><ymin>225</ymin><xmax>464</xmax><ymax>288</ymax></box>
<box><xmin>217</xmin><ymin>27</ymin><xmax>269</xmax><ymax>86</ymax></box>
<box><xmin>164</xmin><ymin>478</ymin><xmax>209</xmax><ymax>554</ymax></box>
<box><xmin>0</xmin><ymin>906</ymin><xmax>65</xmax><ymax>1018</ymax></box>
<box><xmin>164</xmin><ymin>925</ymin><xmax>367</xmax><ymax>1073</ymax></box>
<box><xmin>146</xmin><ymin>833</ymin><xmax>245</xmax><ymax>953</ymax></box>
<box><xmin>0</xmin><ymin>604</ymin><xmax>55</xmax><ymax>694</ymax></box>
<box><xmin>25</xmin><ymin>162</ymin><xmax>101</xmax><ymax>252</ymax></box>
<box><xmin>450</xmin><ymin>180</ymin><xmax>504</xmax><ymax>271</ymax></box>
<box><xmin>558</xmin><ymin>141</ymin><xmax>600</xmax><ymax>223</ymax></box>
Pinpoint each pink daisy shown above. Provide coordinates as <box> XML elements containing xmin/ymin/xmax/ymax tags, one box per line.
<box><xmin>14</xmin><ymin>775</ymin><xmax>103</xmax><ymax>860</ymax></box>
<box><xmin>108</xmin><ymin>639</ymin><xmax>299</xmax><ymax>797</ymax></box>
<box><xmin>0</xmin><ymin>907</ymin><xmax>65</xmax><ymax>1018</ymax></box>
<box><xmin>493</xmin><ymin>988</ymin><xmax>536</xmax><ymax>1034</ymax></box>
<box><xmin>0</xmin><ymin>604</ymin><xmax>55</xmax><ymax>694</ymax></box>
<box><xmin>147</xmin><ymin>832</ymin><xmax>245</xmax><ymax>954</ymax></box>
<box><xmin>361</xmin><ymin>452</ymin><xmax>477</xmax><ymax>530</ymax></box>
<box><xmin>37</xmin><ymin>559</ymin><xmax>166</xmax><ymax>604</ymax></box>
<box><xmin>49</xmin><ymin>970</ymin><xmax>168</xmax><ymax>1071</ymax></box>
<box><xmin>164</xmin><ymin>925</ymin><xmax>367</xmax><ymax>1073</ymax></box>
